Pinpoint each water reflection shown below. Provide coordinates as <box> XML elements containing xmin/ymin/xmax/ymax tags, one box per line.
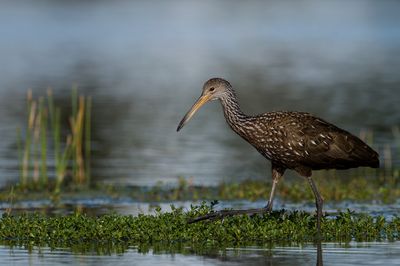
<box><xmin>317</xmin><ymin>240</ymin><xmax>323</xmax><ymax>266</ymax></box>
<box><xmin>2</xmin><ymin>242</ymin><xmax>400</xmax><ymax>266</ymax></box>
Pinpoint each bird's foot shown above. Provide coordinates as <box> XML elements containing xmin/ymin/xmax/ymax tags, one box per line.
<box><xmin>264</xmin><ymin>201</ymin><xmax>273</xmax><ymax>212</ymax></box>
<box><xmin>187</xmin><ymin>207</ymin><xmax>270</xmax><ymax>224</ymax></box>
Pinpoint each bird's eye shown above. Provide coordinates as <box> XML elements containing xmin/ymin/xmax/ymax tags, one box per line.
<box><xmin>209</xmin><ymin>87</ymin><xmax>215</xmax><ymax>92</ymax></box>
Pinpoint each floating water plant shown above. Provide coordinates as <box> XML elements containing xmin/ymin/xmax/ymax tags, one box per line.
<box><xmin>0</xmin><ymin>205</ymin><xmax>399</xmax><ymax>251</ymax></box>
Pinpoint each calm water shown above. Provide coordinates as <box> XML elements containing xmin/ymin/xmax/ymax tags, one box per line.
<box><xmin>1</xmin><ymin>242</ymin><xmax>400</xmax><ymax>266</ymax></box>
<box><xmin>1</xmin><ymin>2</ymin><xmax>399</xmax><ymax>264</ymax></box>
<box><xmin>1</xmin><ymin>199</ymin><xmax>400</xmax><ymax>220</ymax></box>
<box><xmin>0</xmin><ymin>1</ymin><xmax>399</xmax><ymax>186</ymax></box>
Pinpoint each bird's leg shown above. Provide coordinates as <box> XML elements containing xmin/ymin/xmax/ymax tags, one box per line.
<box><xmin>306</xmin><ymin>176</ymin><xmax>324</xmax><ymax>233</ymax></box>
<box><xmin>264</xmin><ymin>180</ymin><xmax>277</xmax><ymax>211</ymax></box>
<box><xmin>265</xmin><ymin>166</ymin><xmax>285</xmax><ymax>211</ymax></box>
<box><xmin>316</xmin><ymin>239</ymin><xmax>323</xmax><ymax>266</ymax></box>
<box><xmin>188</xmin><ymin>166</ymin><xmax>286</xmax><ymax>224</ymax></box>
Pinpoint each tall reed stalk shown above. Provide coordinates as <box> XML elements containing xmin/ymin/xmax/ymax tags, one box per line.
<box><xmin>85</xmin><ymin>96</ymin><xmax>92</xmax><ymax>185</ymax></box>
<box><xmin>70</xmin><ymin>95</ymin><xmax>86</xmax><ymax>185</ymax></box>
<box><xmin>17</xmin><ymin>88</ymin><xmax>92</xmax><ymax>193</ymax></box>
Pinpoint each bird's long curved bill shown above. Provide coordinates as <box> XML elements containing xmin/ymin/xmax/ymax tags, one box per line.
<box><xmin>177</xmin><ymin>94</ymin><xmax>210</xmax><ymax>131</ymax></box>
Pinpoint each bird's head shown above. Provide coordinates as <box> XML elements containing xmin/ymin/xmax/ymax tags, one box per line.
<box><xmin>177</xmin><ymin>78</ymin><xmax>232</xmax><ymax>131</ymax></box>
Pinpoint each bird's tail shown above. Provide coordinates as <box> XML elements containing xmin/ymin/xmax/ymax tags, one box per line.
<box><xmin>348</xmin><ymin>136</ymin><xmax>379</xmax><ymax>168</ymax></box>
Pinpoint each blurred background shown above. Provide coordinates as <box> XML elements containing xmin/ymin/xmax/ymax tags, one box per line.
<box><xmin>0</xmin><ymin>0</ymin><xmax>399</xmax><ymax>187</ymax></box>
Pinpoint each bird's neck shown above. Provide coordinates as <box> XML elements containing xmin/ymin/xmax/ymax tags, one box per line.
<box><xmin>219</xmin><ymin>90</ymin><xmax>248</xmax><ymax>131</ymax></box>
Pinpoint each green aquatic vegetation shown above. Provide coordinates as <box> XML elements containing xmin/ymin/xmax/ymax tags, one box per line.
<box><xmin>1</xmin><ymin>172</ymin><xmax>400</xmax><ymax>204</ymax></box>
<box><xmin>0</xmin><ymin>205</ymin><xmax>399</xmax><ymax>252</ymax></box>
<box><xmin>135</xmin><ymin>174</ymin><xmax>400</xmax><ymax>203</ymax></box>
<box><xmin>16</xmin><ymin>88</ymin><xmax>92</xmax><ymax>194</ymax></box>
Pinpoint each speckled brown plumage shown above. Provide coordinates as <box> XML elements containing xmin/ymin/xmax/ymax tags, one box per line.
<box><xmin>214</xmin><ymin>79</ymin><xmax>379</xmax><ymax>175</ymax></box>
<box><xmin>177</xmin><ymin>77</ymin><xmax>380</xmax><ymax>229</ymax></box>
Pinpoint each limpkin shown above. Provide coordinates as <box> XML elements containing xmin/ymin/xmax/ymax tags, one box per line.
<box><xmin>177</xmin><ymin>78</ymin><xmax>379</xmax><ymax>230</ymax></box>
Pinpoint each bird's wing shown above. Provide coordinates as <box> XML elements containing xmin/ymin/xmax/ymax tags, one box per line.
<box><xmin>288</xmin><ymin>116</ymin><xmax>379</xmax><ymax>169</ymax></box>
